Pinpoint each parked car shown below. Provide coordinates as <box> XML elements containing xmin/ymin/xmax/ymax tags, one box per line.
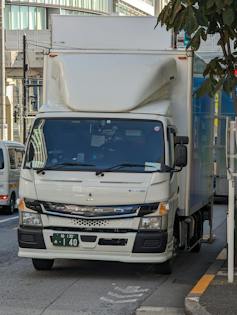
<box><xmin>0</xmin><ymin>141</ymin><xmax>25</xmax><ymax>214</ymax></box>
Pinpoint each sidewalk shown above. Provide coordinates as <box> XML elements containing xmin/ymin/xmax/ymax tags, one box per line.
<box><xmin>185</xmin><ymin>248</ymin><xmax>237</xmax><ymax>315</ymax></box>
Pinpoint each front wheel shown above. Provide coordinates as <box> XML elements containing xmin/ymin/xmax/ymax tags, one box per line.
<box><xmin>32</xmin><ymin>259</ymin><xmax>54</xmax><ymax>271</ymax></box>
<box><xmin>6</xmin><ymin>194</ymin><xmax>15</xmax><ymax>215</ymax></box>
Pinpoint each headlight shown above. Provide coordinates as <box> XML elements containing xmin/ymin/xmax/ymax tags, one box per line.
<box><xmin>139</xmin><ymin>216</ymin><xmax>162</xmax><ymax>230</ymax></box>
<box><xmin>19</xmin><ymin>211</ymin><xmax>42</xmax><ymax>226</ymax></box>
<box><xmin>24</xmin><ymin>198</ymin><xmax>42</xmax><ymax>212</ymax></box>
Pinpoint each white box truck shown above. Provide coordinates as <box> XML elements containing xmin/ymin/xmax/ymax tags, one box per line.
<box><xmin>18</xmin><ymin>16</ymin><xmax>214</xmax><ymax>273</ymax></box>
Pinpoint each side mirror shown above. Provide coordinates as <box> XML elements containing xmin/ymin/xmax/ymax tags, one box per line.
<box><xmin>174</xmin><ymin>144</ymin><xmax>187</xmax><ymax>168</ymax></box>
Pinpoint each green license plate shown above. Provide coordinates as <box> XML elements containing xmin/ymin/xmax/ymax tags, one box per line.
<box><xmin>51</xmin><ymin>233</ymin><xmax>79</xmax><ymax>247</ymax></box>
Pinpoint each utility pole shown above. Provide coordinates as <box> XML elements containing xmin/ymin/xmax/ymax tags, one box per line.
<box><xmin>23</xmin><ymin>34</ymin><xmax>28</xmax><ymax>143</ymax></box>
<box><xmin>0</xmin><ymin>0</ymin><xmax>6</xmax><ymax>140</ymax></box>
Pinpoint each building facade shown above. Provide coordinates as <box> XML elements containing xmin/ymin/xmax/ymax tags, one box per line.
<box><xmin>1</xmin><ymin>0</ymin><xmax>155</xmax><ymax>141</ymax></box>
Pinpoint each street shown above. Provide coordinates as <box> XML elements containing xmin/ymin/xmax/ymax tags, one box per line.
<box><xmin>0</xmin><ymin>205</ymin><xmax>226</xmax><ymax>315</ymax></box>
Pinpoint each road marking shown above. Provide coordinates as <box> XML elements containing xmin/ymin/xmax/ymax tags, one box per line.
<box><xmin>100</xmin><ymin>296</ymin><xmax>138</xmax><ymax>304</ymax></box>
<box><xmin>100</xmin><ymin>285</ymin><xmax>149</xmax><ymax>304</ymax></box>
<box><xmin>108</xmin><ymin>291</ymin><xmax>144</xmax><ymax>299</ymax></box>
<box><xmin>191</xmin><ymin>274</ymin><xmax>215</xmax><ymax>295</ymax></box>
<box><xmin>0</xmin><ymin>216</ymin><xmax>18</xmax><ymax>224</ymax></box>
<box><xmin>114</xmin><ymin>286</ymin><xmax>149</xmax><ymax>294</ymax></box>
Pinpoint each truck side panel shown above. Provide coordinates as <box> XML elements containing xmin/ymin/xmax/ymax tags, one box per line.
<box><xmin>189</xmin><ymin>56</ymin><xmax>214</xmax><ymax>215</ymax></box>
<box><xmin>171</xmin><ymin>54</ymin><xmax>214</xmax><ymax>216</ymax></box>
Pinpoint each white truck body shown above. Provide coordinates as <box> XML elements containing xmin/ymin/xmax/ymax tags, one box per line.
<box><xmin>18</xmin><ymin>17</ymin><xmax>214</xmax><ymax>270</ymax></box>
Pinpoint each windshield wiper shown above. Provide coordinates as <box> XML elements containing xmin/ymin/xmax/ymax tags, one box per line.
<box><xmin>95</xmin><ymin>163</ymin><xmax>158</xmax><ymax>176</ymax></box>
<box><xmin>36</xmin><ymin>162</ymin><xmax>95</xmax><ymax>174</ymax></box>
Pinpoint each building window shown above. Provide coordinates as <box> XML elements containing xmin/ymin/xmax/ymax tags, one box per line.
<box><xmin>20</xmin><ymin>6</ymin><xmax>29</xmax><ymax>30</ymax></box>
<box><xmin>4</xmin><ymin>5</ymin><xmax>11</xmax><ymax>29</ymax></box>
<box><xmin>29</xmin><ymin>6</ymin><xmax>37</xmax><ymax>29</ymax></box>
<box><xmin>11</xmin><ymin>5</ymin><xmax>20</xmax><ymax>29</ymax></box>
<box><xmin>115</xmin><ymin>0</ymin><xmax>148</xmax><ymax>16</ymax></box>
<box><xmin>5</xmin><ymin>0</ymin><xmax>111</xmax><ymax>15</ymax></box>
<box><xmin>93</xmin><ymin>0</ymin><xmax>108</xmax><ymax>11</ymax></box>
<box><xmin>36</xmin><ymin>7</ymin><xmax>46</xmax><ymax>29</ymax></box>
<box><xmin>5</xmin><ymin>5</ymin><xmax>46</xmax><ymax>30</ymax></box>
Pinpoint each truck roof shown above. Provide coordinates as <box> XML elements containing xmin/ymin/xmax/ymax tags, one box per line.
<box><xmin>42</xmin><ymin>16</ymin><xmax>190</xmax><ymax>114</ymax></box>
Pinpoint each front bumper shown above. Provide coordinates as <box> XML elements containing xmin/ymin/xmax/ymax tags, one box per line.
<box><xmin>18</xmin><ymin>227</ymin><xmax>46</xmax><ymax>249</ymax></box>
<box><xmin>18</xmin><ymin>227</ymin><xmax>170</xmax><ymax>263</ymax></box>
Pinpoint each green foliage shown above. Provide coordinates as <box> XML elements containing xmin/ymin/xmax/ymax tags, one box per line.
<box><xmin>156</xmin><ymin>0</ymin><xmax>237</xmax><ymax>107</ymax></box>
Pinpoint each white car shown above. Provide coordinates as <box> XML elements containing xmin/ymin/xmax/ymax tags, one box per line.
<box><xmin>0</xmin><ymin>141</ymin><xmax>25</xmax><ymax>214</ymax></box>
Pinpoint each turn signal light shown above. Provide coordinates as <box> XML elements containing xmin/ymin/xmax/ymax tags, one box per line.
<box><xmin>18</xmin><ymin>198</ymin><xmax>26</xmax><ymax>211</ymax></box>
<box><xmin>158</xmin><ymin>202</ymin><xmax>169</xmax><ymax>216</ymax></box>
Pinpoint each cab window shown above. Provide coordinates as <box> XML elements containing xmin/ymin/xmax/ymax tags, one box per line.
<box><xmin>0</xmin><ymin>149</ymin><xmax>4</xmax><ymax>169</ymax></box>
<box><xmin>8</xmin><ymin>149</ymin><xmax>16</xmax><ymax>169</ymax></box>
<box><xmin>16</xmin><ymin>149</ymin><xmax>24</xmax><ymax>169</ymax></box>
<box><xmin>168</xmin><ymin>127</ymin><xmax>175</xmax><ymax>167</ymax></box>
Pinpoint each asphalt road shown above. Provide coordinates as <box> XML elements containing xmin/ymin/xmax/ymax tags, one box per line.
<box><xmin>0</xmin><ymin>205</ymin><xmax>226</xmax><ymax>315</ymax></box>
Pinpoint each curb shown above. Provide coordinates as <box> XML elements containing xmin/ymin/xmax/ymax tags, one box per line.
<box><xmin>184</xmin><ymin>248</ymin><xmax>227</xmax><ymax>315</ymax></box>
<box><xmin>136</xmin><ymin>306</ymin><xmax>184</xmax><ymax>315</ymax></box>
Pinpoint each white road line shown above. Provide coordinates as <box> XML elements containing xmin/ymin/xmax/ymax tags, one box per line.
<box><xmin>0</xmin><ymin>216</ymin><xmax>18</xmax><ymax>224</ymax></box>
<box><xmin>100</xmin><ymin>296</ymin><xmax>138</xmax><ymax>304</ymax></box>
<box><xmin>108</xmin><ymin>291</ymin><xmax>143</xmax><ymax>299</ymax></box>
<box><xmin>115</xmin><ymin>286</ymin><xmax>149</xmax><ymax>294</ymax></box>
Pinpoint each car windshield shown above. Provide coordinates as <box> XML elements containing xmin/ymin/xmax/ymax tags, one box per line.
<box><xmin>25</xmin><ymin>118</ymin><xmax>165</xmax><ymax>173</ymax></box>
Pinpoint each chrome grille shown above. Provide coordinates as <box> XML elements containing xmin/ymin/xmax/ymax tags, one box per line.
<box><xmin>71</xmin><ymin>218</ymin><xmax>109</xmax><ymax>227</ymax></box>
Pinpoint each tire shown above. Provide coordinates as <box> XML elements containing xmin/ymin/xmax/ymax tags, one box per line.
<box><xmin>190</xmin><ymin>211</ymin><xmax>203</xmax><ymax>253</ymax></box>
<box><xmin>156</xmin><ymin>259</ymin><xmax>173</xmax><ymax>275</ymax></box>
<box><xmin>155</xmin><ymin>222</ymin><xmax>178</xmax><ymax>275</ymax></box>
<box><xmin>6</xmin><ymin>194</ymin><xmax>15</xmax><ymax>215</ymax></box>
<box><xmin>32</xmin><ymin>258</ymin><xmax>54</xmax><ymax>271</ymax></box>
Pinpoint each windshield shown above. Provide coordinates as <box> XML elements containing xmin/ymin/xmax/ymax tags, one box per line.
<box><xmin>25</xmin><ymin>118</ymin><xmax>165</xmax><ymax>173</ymax></box>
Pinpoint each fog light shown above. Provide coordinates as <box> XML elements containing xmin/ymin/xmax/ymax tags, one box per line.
<box><xmin>20</xmin><ymin>211</ymin><xmax>42</xmax><ymax>227</ymax></box>
<box><xmin>139</xmin><ymin>216</ymin><xmax>162</xmax><ymax>230</ymax></box>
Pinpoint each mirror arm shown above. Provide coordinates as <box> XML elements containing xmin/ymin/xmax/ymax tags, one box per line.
<box><xmin>170</xmin><ymin>166</ymin><xmax>183</xmax><ymax>173</ymax></box>
<box><xmin>161</xmin><ymin>164</ymin><xmax>183</xmax><ymax>173</ymax></box>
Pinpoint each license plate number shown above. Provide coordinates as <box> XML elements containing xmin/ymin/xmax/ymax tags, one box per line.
<box><xmin>51</xmin><ymin>233</ymin><xmax>79</xmax><ymax>247</ymax></box>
